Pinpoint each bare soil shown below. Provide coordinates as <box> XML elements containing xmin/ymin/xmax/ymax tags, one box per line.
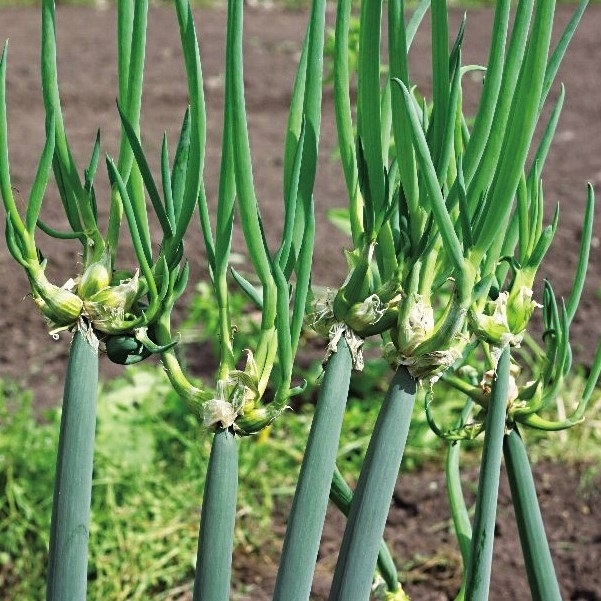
<box><xmin>0</xmin><ymin>4</ymin><xmax>600</xmax><ymax>600</ymax></box>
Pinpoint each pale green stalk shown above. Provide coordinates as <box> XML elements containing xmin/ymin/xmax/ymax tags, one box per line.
<box><xmin>464</xmin><ymin>346</ymin><xmax>510</xmax><ymax>600</ymax></box>
<box><xmin>46</xmin><ymin>331</ymin><xmax>98</xmax><ymax>601</ymax></box>
<box><xmin>503</xmin><ymin>428</ymin><xmax>561</xmax><ymax>601</ymax></box>
<box><xmin>193</xmin><ymin>427</ymin><xmax>238</xmax><ymax>601</ymax></box>
<box><xmin>446</xmin><ymin>401</ymin><xmax>474</xmax><ymax>601</ymax></box>
<box><xmin>328</xmin><ymin>366</ymin><xmax>417</xmax><ymax>601</ymax></box>
<box><xmin>273</xmin><ymin>339</ymin><xmax>352</xmax><ymax>601</ymax></box>
<box><xmin>329</xmin><ymin>466</ymin><xmax>400</xmax><ymax>593</ymax></box>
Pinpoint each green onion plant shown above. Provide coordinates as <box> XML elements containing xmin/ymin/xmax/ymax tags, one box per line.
<box><xmin>303</xmin><ymin>0</ymin><xmax>601</xmax><ymax>598</ymax></box>
<box><xmin>0</xmin><ymin>1</ymin><xmax>161</xmax><ymax>598</ymax></box>
<box><xmin>1</xmin><ymin>0</ymin><xmax>192</xmax><ymax>597</ymax></box>
<box><xmin>108</xmin><ymin>0</ymin><xmax>326</xmax><ymax>596</ymax></box>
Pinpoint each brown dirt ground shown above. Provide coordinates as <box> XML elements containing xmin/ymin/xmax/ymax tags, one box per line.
<box><xmin>0</xmin><ymin>4</ymin><xmax>600</xmax><ymax>600</ymax></box>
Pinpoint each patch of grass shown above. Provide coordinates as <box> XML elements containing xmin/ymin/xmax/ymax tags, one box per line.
<box><xmin>0</xmin><ymin>366</ymin><xmax>307</xmax><ymax>599</ymax></box>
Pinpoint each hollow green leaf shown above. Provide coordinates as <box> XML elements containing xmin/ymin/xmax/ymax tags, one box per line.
<box><xmin>471</xmin><ymin>0</ymin><xmax>555</xmax><ymax>266</ymax></box>
<box><xmin>106</xmin><ymin>156</ymin><xmax>154</xmax><ymax>282</ymax></box>
<box><xmin>0</xmin><ymin>43</ymin><xmax>25</xmax><ymax>245</ymax></box>
<box><xmin>174</xmin><ymin>0</ymin><xmax>206</xmax><ymax>252</ymax></box>
<box><xmin>393</xmin><ymin>79</ymin><xmax>465</xmax><ymax>274</ymax></box>
<box><xmin>406</xmin><ymin>0</ymin><xmax>431</xmax><ymax>50</ymax></box>
<box><xmin>160</xmin><ymin>134</ymin><xmax>175</xmax><ymax>227</ymax></box>
<box><xmin>36</xmin><ymin>219</ymin><xmax>82</xmax><ymax>240</ymax></box>
<box><xmin>83</xmin><ymin>129</ymin><xmax>101</xmax><ymax>194</ymax></box>
<box><xmin>462</xmin><ymin>0</ymin><xmax>511</xmax><ymax>181</ymax></box>
<box><xmin>465</xmin><ymin>0</ymin><xmax>534</xmax><ymax>214</ymax></box>
<box><xmin>333</xmin><ymin>0</ymin><xmax>362</xmax><ymax>244</ymax></box>
<box><xmin>25</xmin><ymin>114</ymin><xmax>56</xmax><ymax>235</ymax></box>
<box><xmin>289</xmin><ymin>198</ymin><xmax>315</xmax><ymax>358</ymax></box>
<box><xmin>230</xmin><ymin>267</ymin><xmax>263</xmax><ymax>310</ymax></box>
<box><xmin>540</xmin><ymin>0</ymin><xmax>588</xmax><ymax>109</ymax></box>
<box><xmin>278</xmin><ymin>121</ymin><xmax>306</xmax><ymax>273</ymax></box>
<box><xmin>428</xmin><ymin>0</ymin><xmax>450</xmax><ymax>168</ymax></box>
<box><xmin>5</xmin><ymin>216</ymin><xmax>28</xmax><ymax>268</ymax></box>
<box><xmin>198</xmin><ymin>181</ymin><xmax>216</xmax><ymax>276</ymax></box>
<box><xmin>357</xmin><ymin>0</ymin><xmax>385</xmax><ymax>217</ymax></box>
<box><xmin>116</xmin><ymin>0</ymin><xmax>147</xmax><ymax>180</ymax></box>
<box><xmin>172</xmin><ymin>106</ymin><xmax>191</xmax><ymax>224</ymax></box>
<box><xmin>436</xmin><ymin>35</ymin><xmax>463</xmax><ymax>186</ymax></box>
<box><xmin>456</xmin><ymin>155</ymin><xmax>472</xmax><ymax>253</ymax></box>
<box><xmin>226</xmin><ymin>0</ymin><xmax>276</xmax><ymax>324</ymax></box>
<box><xmin>530</xmin><ymin>85</ymin><xmax>564</xmax><ymax>179</ymax></box>
<box><xmin>565</xmin><ymin>184</ymin><xmax>594</xmax><ymax>323</ymax></box>
<box><xmin>446</xmin><ymin>400</ymin><xmax>474</xmax><ymax>572</ymax></box>
<box><xmin>117</xmin><ymin>103</ymin><xmax>173</xmax><ymax>237</ymax></box>
<box><xmin>389</xmin><ymin>0</ymin><xmax>420</xmax><ymax>247</ymax></box>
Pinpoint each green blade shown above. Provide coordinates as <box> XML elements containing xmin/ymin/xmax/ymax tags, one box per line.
<box><xmin>83</xmin><ymin>130</ymin><xmax>101</xmax><ymax>194</ymax></box>
<box><xmin>446</xmin><ymin>400</ymin><xmax>474</xmax><ymax>589</ymax></box>
<box><xmin>428</xmin><ymin>0</ymin><xmax>450</xmax><ymax>168</ymax></box>
<box><xmin>465</xmin><ymin>0</ymin><xmax>534</xmax><ymax>215</ymax></box>
<box><xmin>389</xmin><ymin>0</ymin><xmax>420</xmax><ymax>248</ymax></box>
<box><xmin>116</xmin><ymin>0</ymin><xmax>148</xmax><ymax>179</ymax></box>
<box><xmin>357</xmin><ymin>0</ymin><xmax>385</xmax><ymax>217</ymax></box>
<box><xmin>0</xmin><ymin>43</ymin><xmax>27</xmax><ymax>249</ymax></box>
<box><xmin>406</xmin><ymin>0</ymin><xmax>431</xmax><ymax>50</ymax></box>
<box><xmin>393</xmin><ymin>79</ymin><xmax>465</xmax><ymax>275</ymax></box>
<box><xmin>565</xmin><ymin>184</ymin><xmax>594</xmax><ymax>324</ymax></box>
<box><xmin>106</xmin><ymin>156</ymin><xmax>154</xmax><ymax>284</ymax></box>
<box><xmin>472</xmin><ymin>0</ymin><xmax>556</xmax><ymax>265</ymax></box>
<box><xmin>174</xmin><ymin>0</ymin><xmax>206</xmax><ymax>252</ymax></box>
<box><xmin>333</xmin><ymin>0</ymin><xmax>362</xmax><ymax>244</ymax></box>
<box><xmin>226</xmin><ymin>0</ymin><xmax>276</xmax><ymax>324</ymax></box>
<box><xmin>289</xmin><ymin>196</ymin><xmax>315</xmax><ymax>358</ymax></box>
<box><xmin>462</xmin><ymin>0</ymin><xmax>511</xmax><ymax>181</ymax></box>
<box><xmin>25</xmin><ymin>114</ymin><xmax>56</xmax><ymax>235</ymax></box>
<box><xmin>230</xmin><ymin>267</ymin><xmax>263</xmax><ymax>310</ymax></box>
<box><xmin>160</xmin><ymin>133</ymin><xmax>175</xmax><ymax>227</ymax></box>
<box><xmin>540</xmin><ymin>0</ymin><xmax>588</xmax><ymax>109</ymax></box>
<box><xmin>171</xmin><ymin>106</ymin><xmax>191</xmax><ymax>224</ymax></box>
<box><xmin>117</xmin><ymin>103</ymin><xmax>174</xmax><ymax>237</ymax></box>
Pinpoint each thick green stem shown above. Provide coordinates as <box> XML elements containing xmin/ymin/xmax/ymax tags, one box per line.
<box><xmin>503</xmin><ymin>428</ymin><xmax>562</xmax><ymax>601</ymax></box>
<box><xmin>329</xmin><ymin>466</ymin><xmax>400</xmax><ymax>593</ymax></box>
<box><xmin>193</xmin><ymin>427</ymin><xmax>238</xmax><ymax>601</ymax></box>
<box><xmin>272</xmin><ymin>338</ymin><xmax>352</xmax><ymax>601</ymax></box>
<box><xmin>464</xmin><ymin>345</ymin><xmax>510</xmax><ymax>600</ymax></box>
<box><xmin>46</xmin><ymin>330</ymin><xmax>98</xmax><ymax>601</ymax></box>
<box><xmin>328</xmin><ymin>365</ymin><xmax>417</xmax><ymax>601</ymax></box>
